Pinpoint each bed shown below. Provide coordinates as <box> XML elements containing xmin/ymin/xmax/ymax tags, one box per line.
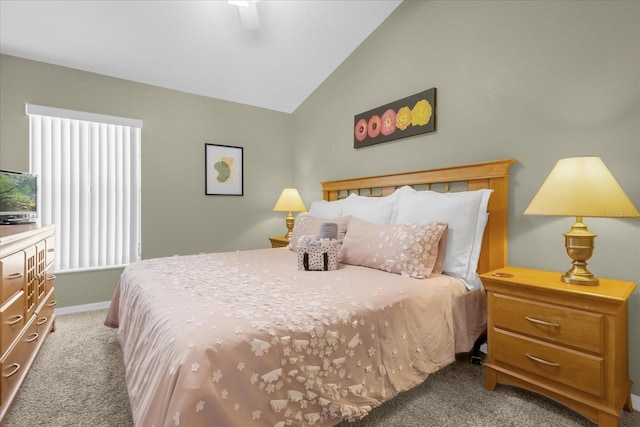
<box><xmin>105</xmin><ymin>159</ymin><xmax>515</xmax><ymax>427</ymax></box>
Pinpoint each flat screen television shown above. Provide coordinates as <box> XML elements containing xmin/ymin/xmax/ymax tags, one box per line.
<box><xmin>0</xmin><ymin>169</ymin><xmax>38</xmax><ymax>224</ymax></box>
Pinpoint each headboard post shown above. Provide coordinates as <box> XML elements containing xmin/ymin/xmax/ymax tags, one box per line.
<box><xmin>321</xmin><ymin>159</ymin><xmax>516</xmax><ymax>274</ymax></box>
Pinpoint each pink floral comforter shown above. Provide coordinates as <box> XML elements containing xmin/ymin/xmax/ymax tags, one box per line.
<box><xmin>105</xmin><ymin>248</ymin><xmax>484</xmax><ymax>427</ymax></box>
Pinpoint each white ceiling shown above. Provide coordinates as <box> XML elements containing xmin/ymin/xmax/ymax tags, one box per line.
<box><xmin>0</xmin><ymin>0</ymin><xmax>402</xmax><ymax>113</ymax></box>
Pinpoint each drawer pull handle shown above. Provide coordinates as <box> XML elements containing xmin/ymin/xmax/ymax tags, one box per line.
<box><xmin>47</xmin><ymin>275</ymin><xmax>56</xmax><ymax>280</ymax></box>
<box><xmin>525</xmin><ymin>316</ymin><xmax>559</xmax><ymax>327</ymax></box>
<box><xmin>37</xmin><ymin>316</ymin><xmax>48</xmax><ymax>325</ymax></box>
<box><xmin>48</xmin><ymin>248</ymin><xmax>55</xmax><ymax>253</ymax></box>
<box><xmin>7</xmin><ymin>314</ymin><xmax>23</xmax><ymax>325</ymax></box>
<box><xmin>26</xmin><ymin>332</ymin><xmax>39</xmax><ymax>343</ymax></box>
<box><xmin>7</xmin><ymin>272</ymin><xmax>23</xmax><ymax>280</ymax></box>
<box><xmin>526</xmin><ymin>353</ymin><xmax>560</xmax><ymax>367</ymax></box>
<box><xmin>48</xmin><ymin>300</ymin><xmax>58</xmax><ymax>307</ymax></box>
<box><xmin>4</xmin><ymin>363</ymin><xmax>21</xmax><ymax>378</ymax></box>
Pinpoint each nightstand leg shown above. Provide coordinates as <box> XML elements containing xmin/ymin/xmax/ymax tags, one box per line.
<box><xmin>598</xmin><ymin>411</ymin><xmax>620</xmax><ymax>427</ymax></box>
<box><xmin>624</xmin><ymin>392</ymin><xmax>633</xmax><ymax>412</ymax></box>
<box><xmin>484</xmin><ymin>366</ymin><xmax>497</xmax><ymax>391</ymax></box>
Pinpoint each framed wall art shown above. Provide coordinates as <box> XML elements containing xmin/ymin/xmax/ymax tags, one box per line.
<box><xmin>205</xmin><ymin>143</ymin><xmax>244</xmax><ymax>196</ymax></box>
<box><xmin>354</xmin><ymin>88</ymin><xmax>437</xmax><ymax>148</ymax></box>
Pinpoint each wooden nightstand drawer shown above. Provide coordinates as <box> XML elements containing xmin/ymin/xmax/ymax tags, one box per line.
<box><xmin>492</xmin><ymin>293</ymin><xmax>603</xmax><ymax>354</ymax></box>
<box><xmin>493</xmin><ymin>328</ymin><xmax>604</xmax><ymax>398</ymax></box>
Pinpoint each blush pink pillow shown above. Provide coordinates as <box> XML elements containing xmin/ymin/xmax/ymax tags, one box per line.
<box><xmin>289</xmin><ymin>214</ymin><xmax>351</xmax><ymax>252</ymax></box>
<box><xmin>338</xmin><ymin>217</ymin><xmax>448</xmax><ymax>279</ymax></box>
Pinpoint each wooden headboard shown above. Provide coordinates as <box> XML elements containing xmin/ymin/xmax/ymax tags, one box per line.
<box><xmin>321</xmin><ymin>159</ymin><xmax>516</xmax><ymax>275</ymax></box>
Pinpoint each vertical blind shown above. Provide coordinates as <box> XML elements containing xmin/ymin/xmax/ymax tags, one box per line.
<box><xmin>26</xmin><ymin>104</ymin><xmax>142</xmax><ymax>272</ymax></box>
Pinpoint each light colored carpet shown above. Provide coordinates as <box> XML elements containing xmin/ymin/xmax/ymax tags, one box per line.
<box><xmin>4</xmin><ymin>309</ymin><xmax>639</xmax><ymax>426</ymax></box>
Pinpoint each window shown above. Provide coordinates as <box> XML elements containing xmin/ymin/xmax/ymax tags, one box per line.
<box><xmin>27</xmin><ymin>104</ymin><xmax>142</xmax><ymax>272</ymax></box>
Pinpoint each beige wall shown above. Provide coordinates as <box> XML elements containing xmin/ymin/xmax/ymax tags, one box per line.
<box><xmin>0</xmin><ymin>54</ymin><xmax>293</xmax><ymax>304</ymax></box>
<box><xmin>1</xmin><ymin>0</ymin><xmax>639</xmax><ymax>395</ymax></box>
<box><xmin>292</xmin><ymin>1</ymin><xmax>640</xmax><ymax>394</ymax></box>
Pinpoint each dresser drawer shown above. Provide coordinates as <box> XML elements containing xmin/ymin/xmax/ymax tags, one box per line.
<box><xmin>0</xmin><ymin>292</ymin><xmax>26</xmax><ymax>357</ymax></box>
<box><xmin>0</xmin><ymin>315</ymin><xmax>38</xmax><ymax>407</ymax></box>
<box><xmin>0</xmin><ymin>251</ymin><xmax>25</xmax><ymax>304</ymax></box>
<box><xmin>44</xmin><ymin>268</ymin><xmax>55</xmax><ymax>298</ymax></box>
<box><xmin>493</xmin><ymin>328</ymin><xmax>603</xmax><ymax>398</ymax></box>
<box><xmin>36</xmin><ymin>288</ymin><xmax>56</xmax><ymax>337</ymax></box>
<box><xmin>44</xmin><ymin>235</ymin><xmax>55</xmax><ymax>269</ymax></box>
<box><xmin>492</xmin><ymin>293</ymin><xmax>603</xmax><ymax>354</ymax></box>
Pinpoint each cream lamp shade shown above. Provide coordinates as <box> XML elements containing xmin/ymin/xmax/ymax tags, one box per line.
<box><xmin>524</xmin><ymin>156</ymin><xmax>640</xmax><ymax>285</ymax></box>
<box><xmin>273</xmin><ymin>188</ymin><xmax>307</xmax><ymax>239</ymax></box>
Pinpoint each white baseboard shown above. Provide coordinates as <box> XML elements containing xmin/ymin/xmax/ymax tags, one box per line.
<box><xmin>55</xmin><ymin>300</ymin><xmax>111</xmax><ymax>316</ymax></box>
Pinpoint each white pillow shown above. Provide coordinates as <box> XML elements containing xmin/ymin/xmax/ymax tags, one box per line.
<box><xmin>308</xmin><ymin>199</ymin><xmax>346</xmax><ymax>218</ymax></box>
<box><xmin>342</xmin><ymin>193</ymin><xmax>396</xmax><ymax>224</ymax></box>
<box><xmin>394</xmin><ymin>189</ymin><xmax>493</xmax><ymax>290</ymax></box>
<box><xmin>390</xmin><ymin>185</ymin><xmax>417</xmax><ymax>223</ymax></box>
<box><xmin>309</xmin><ymin>186</ymin><xmax>415</xmax><ymax>223</ymax></box>
<box><xmin>342</xmin><ymin>185</ymin><xmax>415</xmax><ymax>224</ymax></box>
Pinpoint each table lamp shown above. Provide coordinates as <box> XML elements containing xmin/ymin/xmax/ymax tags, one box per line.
<box><xmin>273</xmin><ymin>188</ymin><xmax>307</xmax><ymax>239</ymax></box>
<box><xmin>524</xmin><ymin>156</ymin><xmax>639</xmax><ymax>285</ymax></box>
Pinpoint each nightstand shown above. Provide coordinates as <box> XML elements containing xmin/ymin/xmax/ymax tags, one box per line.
<box><xmin>268</xmin><ymin>236</ymin><xmax>289</xmax><ymax>248</ymax></box>
<box><xmin>480</xmin><ymin>266</ymin><xmax>636</xmax><ymax>427</ymax></box>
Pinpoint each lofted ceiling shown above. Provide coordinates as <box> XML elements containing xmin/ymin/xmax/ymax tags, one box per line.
<box><xmin>0</xmin><ymin>0</ymin><xmax>402</xmax><ymax>113</ymax></box>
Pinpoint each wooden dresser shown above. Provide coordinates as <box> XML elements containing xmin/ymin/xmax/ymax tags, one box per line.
<box><xmin>0</xmin><ymin>224</ymin><xmax>56</xmax><ymax>423</ymax></box>
<box><xmin>481</xmin><ymin>266</ymin><xmax>636</xmax><ymax>427</ymax></box>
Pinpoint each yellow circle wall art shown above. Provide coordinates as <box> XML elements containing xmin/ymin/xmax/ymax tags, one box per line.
<box><xmin>411</xmin><ymin>99</ymin><xmax>432</xmax><ymax>127</ymax></box>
